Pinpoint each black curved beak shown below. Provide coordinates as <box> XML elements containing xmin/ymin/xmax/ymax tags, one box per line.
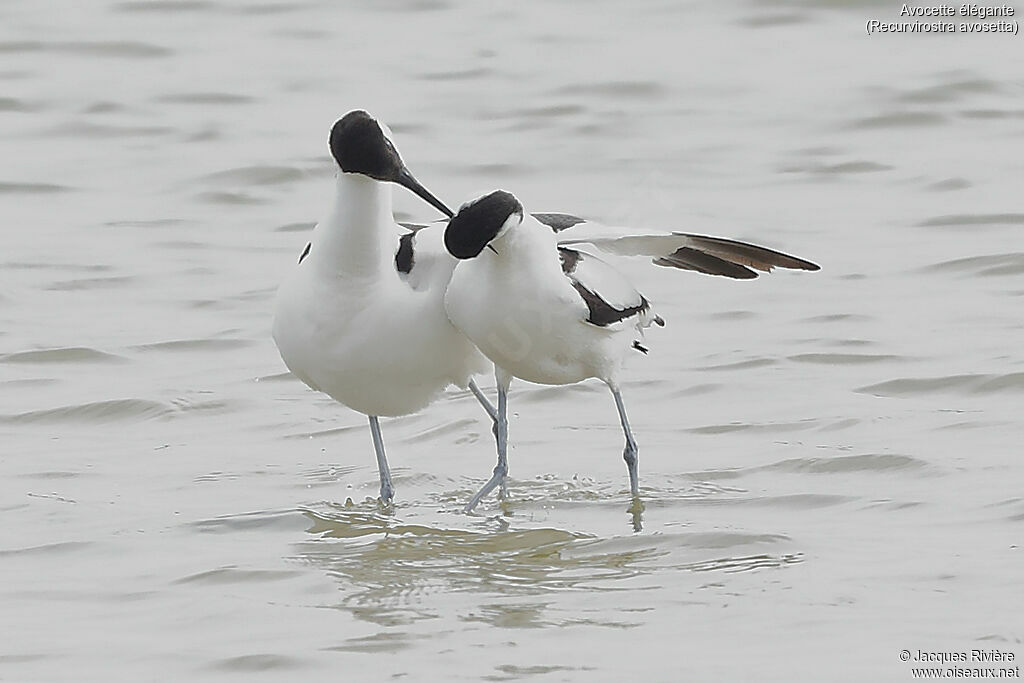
<box><xmin>395</xmin><ymin>167</ymin><xmax>453</xmax><ymax>218</ymax></box>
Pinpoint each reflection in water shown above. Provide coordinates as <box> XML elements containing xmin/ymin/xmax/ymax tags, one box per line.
<box><xmin>295</xmin><ymin>505</ymin><xmax>801</xmax><ymax>628</ymax></box>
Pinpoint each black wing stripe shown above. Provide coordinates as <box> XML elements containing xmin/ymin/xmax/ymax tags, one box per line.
<box><xmin>560</xmin><ymin>246</ymin><xmax>651</xmax><ymax>326</ymax></box>
<box><xmin>570</xmin><ymin>280</ymin><xmax>651</xmax><ymax>327</ymax></box>
<box><xmin>558</xmin><ymin>247</ymin><xmax>581</xmax><ymax>274</ymax></box>
<box><xmin>395</xmin><ymin>232</ymin><xmax>415</xmax><ymax>274</ymax></box>
<box><xmin>653</xmin><ymin>247</ymin><xmax>758</xmax><ymax>279</ymax></box>
<box><xmin>675</xmin><ymin>233</ymin><xmax>821</xmax><ymax>272</ymax></box>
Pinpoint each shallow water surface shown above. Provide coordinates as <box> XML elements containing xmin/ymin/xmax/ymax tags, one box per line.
<box><xmin>2</xmin><ymin>1</ymin><xmax>1023</xmax><ymax>681</ymax></box>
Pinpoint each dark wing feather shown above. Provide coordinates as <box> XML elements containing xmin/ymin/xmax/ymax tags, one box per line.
<box><xmin>395</xmin><ymin>231</ymin><xmax>415</xmax><ymax>274</ymax></box>
<box><xmin>395</xmin><ymin>223</ymin><xmax>434</xmax><ymax>277</ymax></box>
<box><xmin>653</xmin><ymin>247</ymin><xmax>758</xmax><ymax>279</ymax></box>
<box><xmin>670</xmin><ymin>233</ymin><xmax>820</xmax><ymax>274</ymax></box>
<box><xmin>558</xmin><ymin>230</ymin><xmax>819</xmax><ymax>280</ymax></box>
<box><xmin>532</xmin><ymin>213</ymin><xmax>588</xmax><ymax>232</ymax></box>
<box><xmin>558</xmin><ymin>247</ymin><xmax>654</xmax><ymax>328</ymax></box>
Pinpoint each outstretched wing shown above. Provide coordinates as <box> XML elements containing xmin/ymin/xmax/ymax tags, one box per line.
<box><xmin>533</xmin><ymin>213</ymin><xmax>819</xmax><ymax>280</ymax></box>
<box><xmin>564</xmin><ymin>232</ymin><xmax>820</xmax><ymax>279</ymax></box>
<box><xmin>562</xmin><ymin>232</ymin><xmax>820</xmax><ymax>279</ymax></box>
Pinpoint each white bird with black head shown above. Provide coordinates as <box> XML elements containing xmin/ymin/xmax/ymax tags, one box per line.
<box><xmin>443</xmin><ymin>190</ymin><xmax>820</xmax><ymax>520</ymax></box>
<box><xmin>272</xmin><ymin>110</ymin><xmax>493</xmax><ymax>505</ymax></box>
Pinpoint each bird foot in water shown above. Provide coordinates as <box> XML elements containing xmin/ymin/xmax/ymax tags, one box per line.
<box><xmin>627</xmin><ymin>496</ymin><xmax>645</xmax><ymax>532</ymax></box>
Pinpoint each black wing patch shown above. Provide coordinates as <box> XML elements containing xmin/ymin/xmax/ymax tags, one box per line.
<box><xmin>395</xmin><ymin>231</ymin><xmax>415</xmax><ymax>274</ymax></box>
<box><xmin>571</xmin><ymin>282</ymin><xmax>651</xmax><ymax>326</ymax></box>
<box><xmin>651</xmin><ymin>234</ymin><xmax>820</xmax><ymax>278</ymax></box>
<box><xmin>533</xmin><ymin>212</ymin><xmax>587</xmax><ymax>233</ymax></box>
<box><xmin>558</xmin><ymin>247</ymin><xmax>650</xmax><ymax>327</ymax></box>
<box><xmin>653</xmin><ymin>247</ymin><xmax>758</xmax><ymax>279</ymax></box>
<box><xmin>672</xmin><ymin>233</ymin><xmax>820</xmax><ymax>273</ymax></box>
<box><xmin>298</xmin><ymin>242</ymin><xmax>311</xmax><ymax>264</ymax></box>
<box><xmin>558</xmin><ymin>246</ymin><xmax>581</xmax><ymax>274</ymax></box>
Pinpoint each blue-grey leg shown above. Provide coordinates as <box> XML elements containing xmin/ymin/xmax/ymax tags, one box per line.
<box><xmin>611</xmin><ymin>388</ymin><xmax>640</xmax><ymax>498</ymax></box>
<box><xmin>368</xmin><ymin>415</ymin><xmax>394</xmax><ymax>504</ymax></box>
<box><xmin>464</xmin><ymin>372</ymin><xmax>510</xmax><ymax>512</ymax></box>
<box><xmin>467</xmin><ymin>378</ymin><xmax>498</xmax><ymax>424</ymax></box>
<box><xmin>611</xmin><ymin>387</ymin><xmax>644</xmax><ymax>532</ymax></box>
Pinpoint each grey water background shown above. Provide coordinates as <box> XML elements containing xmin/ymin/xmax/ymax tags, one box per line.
<box><xmin>2</xmin><ymin>0</ymin><xmax>1022</xmax><ymax>680</ymax></box>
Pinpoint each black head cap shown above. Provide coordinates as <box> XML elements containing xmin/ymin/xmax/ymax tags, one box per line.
<box><xmin>328</xmin><ymin>110</ymin><xmax>453</xmax><ymax>217</ymax></box>
<box><xmin>329</xmin><ymin>110</ymin><xmax>403</xmax><ymax>180</ymax></box>
<box><xmin>445</xmin><ymin>190</ymin><xmax>523</xmax><ymax>259</ymax></box>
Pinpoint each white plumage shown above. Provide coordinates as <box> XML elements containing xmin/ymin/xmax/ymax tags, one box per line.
<box><xmin>446</xmin><ymin>214</ymin><xmax>658</xmax><ymax>389</ymax></box>
<box><xmin>274</xmin><ymin>177</ymin><xmax>487</xmax><ymax>417</ymax></box>
<box><xmin>272</xmin><ymin>111</ymin><xmax>491</xmax><ymax>504</ymax></box>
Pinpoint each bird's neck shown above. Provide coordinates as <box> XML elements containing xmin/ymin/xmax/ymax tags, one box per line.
<box><xmin>316</xmin><ymin>172</ymin><xmax>395</xmax><ymax>279</ymax></box>
<box><xmin>490</xmin><ymin>220</ymin><xmax>558</xmax><ymax>272</ymax></box>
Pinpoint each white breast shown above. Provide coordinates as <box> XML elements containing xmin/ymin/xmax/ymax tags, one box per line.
<box><xmin>445</xmin><ymin>217</ymin><xmax>639</xmax><ymax>387</ymax></box>
<box><xmin>274</xmin><ymin>218</ymin><xmax>488</xmax><ymax>418</ymax></box>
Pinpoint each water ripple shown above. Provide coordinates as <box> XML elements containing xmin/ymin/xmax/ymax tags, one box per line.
<box><xmin>896</xmin><ymin>77</ymin><xmax>1000</xmax><ymax>104</ymax></box>
<box><xmin>0</xmin><ymin>541</ymin><xmax>92</xmax><ymax>558</ymax></box>
<box><xmin>788</xmin><ymin>352</ymin><xmax>902</xmax><ymax>365</ymax></box>
<box><xmin>739</xmin><ymin>13</ymin><xmax>806</xmax><ymax>27</ymax></box>
<box><xmin>760</xmin><ymin>453</ymin><xmax>929</xmax><ymax>474</ymax></box>
<box><xmin>191</xmin><ymin>509</ymin><xmax>308</xmax><ymax>534</ymax></box>
<box><xmin>0</xmin><ymin>96</ymin><xmax>38</xmax><ymax>112</ymax></box>
<box><xmin>781</xmin><ymin>160</ymin><xmax>892</xmax><ymax>176</ymax></box>
<box><xmin>0</xmin><ymin>40</ymin><xmax>173</xmax><ymax>58</ymax></box>
<box><xmin>417</xmin><ymin>67</ymin><xmax>492</xmax><ymax>81</ymax></box>
<box><xmin>399</xmin><ymin>418</ymin><xmax>480</xmax><ymax>444</ymax></box>
<box><xmin>0</xmin><ymin>347</ymin><xmax>128</xmax><ymax>364</ymax></box>
<box><xmin>0</xmin><ymin>399</ymin><xmax>173</xmax><ymax>424</ymax></box>
<box><xmin>209</xmin><ymin>654</ymin><xmax>305</xmax><ymax>673</ymax></box>
<box><xmin>922</xmin><ymin>253</ymin><xmax>1024</xmax><ymax>277</ymax></box>
<box><xmin>201</xmin><ymin>165</ymin><xmax>307</xmax><ymax>187</ymax></box>
<box><xmin>48</xmin><ymin>121</ymin><xmax>173</xmax><ymax>138</ymax></box>
<box><xmin>114</xmin><ymin>0</ymin><xmax>217</xmax><ymax>12</ymax></box>
<box><xmin>157</xmin><ymin>92</ymin><xmax>254</xmax><ymax>105</ymax></box>
<box><xmin>960</xmin><ymin>108</ymin><xmax>1024</xmax><ymax>120</ymax></box>
<box><xmin>918</xmin><ymin>213</ymin><xmax>1024</xmax><ymax>229</ymax></box>
<box><xmin>688</xmin><ymin>418</ymin><xmax>818</xmax><ymax>435</ymax></box>
<box><xmin>173</xmin><ymin>567</ymin><xmax>302</xmax><ymax>585</ymax></box>
<box><xmin>849</xmin><ymin>111</ymin><xmax>946</xmax><ymax>129</ymax></box>
<box><xmin>0</xmin><ymin>181</ymin><xmax>72</xmax><ymax>194</ymax></box>
<box><xmin>197</xmin><ymin>190</ymin><xmax>266</xmax><ymax>205</ymax></box>
<box><xmin>698</xmin><ymin>358</ymin><xmax>777</xmax><ymax>372</ymax></box>
<box><xmin>554</xmin><ymin>81</ymin><xmax>666</xmax><ymax>99</ymax></box>
<box><xmin>684</xmin><ymin>552</ymin><xmax>803</xmax><ymax>573</ymax></box>
<box><xmin>129</xmin><ymin>338</ymin><xmax>252</xmax><ymax>353</ymax></box>
<box><xmin>46</xmin><ymin>275</ymin><xmax>137</xmax><ymax>291</ymax></box>
<box><xmin>325</xmin><ymin>631</ymin><xmax>431</xmax><ymax>654</ymax></box>
<box><xmin>927</xmin><ymin>177</ymin><xmax>971</xmax><ymax>191</ymax></box>
<box><xmin>801</xmin><ymin>313</ymin><xmax>873</xmax><ymax>324</ymax></box>
<box><xmin>858</xmin><ymin>372</ymin><xmax>1024</xmax><ymax>396</ymax></box>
